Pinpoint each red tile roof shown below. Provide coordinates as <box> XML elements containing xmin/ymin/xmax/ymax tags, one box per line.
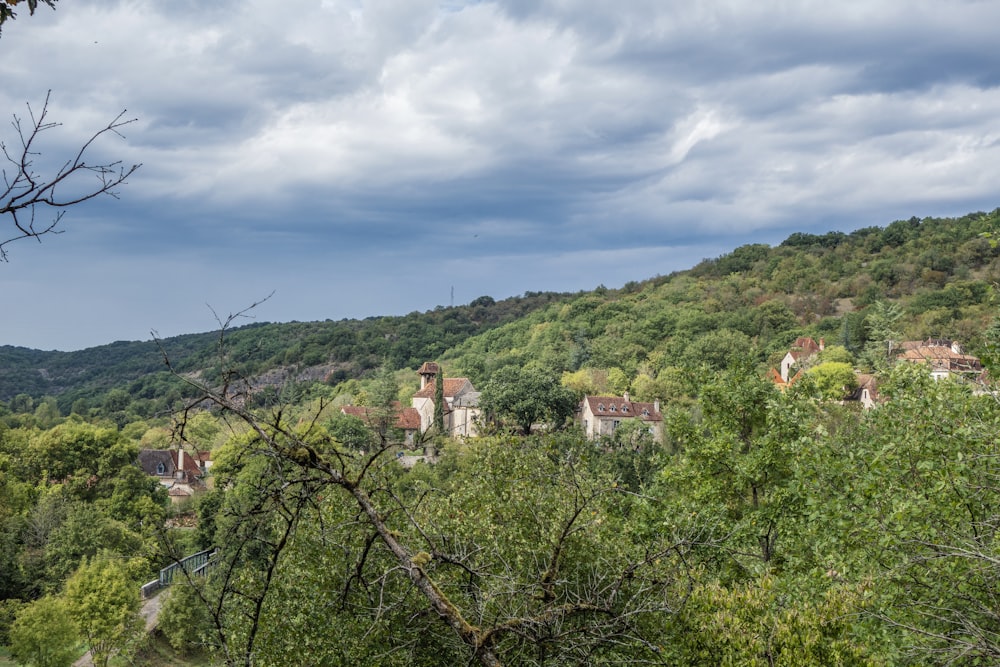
<box><xmin>340</xmin><ymin>404</ymin><xmax>422</xmax><ymax>430</ymax></box>
<box><xmin>412</xmin><ymin>378</ymin><xmax>472</xmax><ymax>399</ymax></box>
<box><xmin>896</xmin><ymin>346</ymin><xmax>983</xmax><ymax>373</ymax></box>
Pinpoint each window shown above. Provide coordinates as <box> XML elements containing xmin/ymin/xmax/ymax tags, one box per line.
<box><xmin>156</xmin><ymin>462</ymin><xmax>165</xmax><ymax>475</ymax></box>
<box><xmin>597</xmin><ymin>403</ymin><xmax>605</xmax><ymax>412</ymax></box>
<box><xmin>610</xmin><ymin>404</ymin><xmax>617</xmax><ymax>412</ymax></box>
<box><xmin>621</xmin><ymin>404</ymin><xmax>629</xmax><ymax>413</ymax></box>
<box><xmin>642</xmin><ymin>408</ymin><xmax>649</xmax><ymax>416</ymax></box>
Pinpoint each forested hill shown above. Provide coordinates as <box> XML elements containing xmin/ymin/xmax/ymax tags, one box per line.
<box><xmin>2</xmin><ymin>208</ymin><xmax>999</xmax><ymax>413</ymax></box>
<box><xmin>441</xmin><ymin>209</ymin><xmax>1000</xmax><ymax>385</ymax></box>
<box><xmin>0</xmin><ymin>291</ymin><xmax>572</xmax><ymax>412</ymax></box>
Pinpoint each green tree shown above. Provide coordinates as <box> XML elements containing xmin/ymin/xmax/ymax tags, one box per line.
<box><xmin>861</xmin><ymin>301</ymin><xmax>903</xmax><ymax>370</ymax></box>
<box><xmin>607</xmin><ymin>367</ymin><xmax>631</xmax><ymax>395</ymax></box>
<box><xmin>663</xmin><ymin>576</ymin><xmax>877</xmax><ymax>666</ymax></box>
<box><xmin>10</xmin><ymin>393</ymin><xmax>33</xmax><ymax>414</ymax></box>
<box><xmin>63</xmin><ymin>555</ymin><xmax>145</xmax><ymax>667</ymax></box>
<box><xmin>157</xmin><ymin>581</ymin><xmax>212</xmax><ymax>653</ymax></box>
<box><xmin>805</xmin><ymin>361</ymin><xmax>859</xmax><ymax>400</ymax></box>
<box><xmin>8</xmin><ymin>595</ymin><xmax>78</xmax><ymax>667</ymax></box>
<box><xmin>479</xmin><ymin>366</ymin><xmax>578</xmax><ymax>435</ymax></box>
<box><xmin>433</xmin><ymin>368</ymin><xmax>445</xmax><ymax>433</ymax></box>
<box><xmin>661</xmin><ymin>358</ymin><xmax>808</xmax><ymax>568</ymax></box>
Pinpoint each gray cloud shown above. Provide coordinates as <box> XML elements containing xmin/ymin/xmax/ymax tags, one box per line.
<box><xmin>0</xmin><ymin>0</ymin><xmax>997</xmax><ymax>349</ymax></box>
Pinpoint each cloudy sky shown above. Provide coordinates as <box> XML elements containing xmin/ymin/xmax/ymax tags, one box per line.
<box><xmin>1</xmin><ymin>0</ymin><xmax>997</xmax><ymax>351</ymax></box>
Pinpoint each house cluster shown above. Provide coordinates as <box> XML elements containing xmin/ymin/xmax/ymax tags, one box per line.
<box><xmin>338</xmin><ymin>361</ymin><xmax>663</xmax><ymax>446</ymax></box>
<box><xmin>144</xmin><ymin>334</ymin><xmax>984</xmax><ymax>490</ymax></box>
<box><xmin>770</xmin><ymin>336</ymin><xmax>986</xmax><ymax>408</ymax></box>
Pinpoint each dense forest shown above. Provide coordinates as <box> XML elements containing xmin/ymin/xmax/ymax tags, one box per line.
<box><xmin>2</xmin><ymin>209</ymin><xmax>1000</xmax><ymax>666</ymax></box>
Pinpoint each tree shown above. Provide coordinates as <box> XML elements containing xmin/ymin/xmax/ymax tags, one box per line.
<box><xmin>661</xmin><ymin>358</ymin><xmax>807</xmax><ymax>568</ymax></box>
<box><xmin>8</xmin><ymin>595</ymin><xmax>77</xmax><ymax>667</ymax></box>
<box><xmin>157</xmin><ymin>310</ymin><xmax>697</xmax><ymax>666</ymax></box>
<box><xmin>1</xmin><ymin>92</ymin><xmax>140</xmax><ymax>260</ymax></box>
<box><xmin>63</xmin><ymin>555</ymin><xmax>145</xmax><ymax>667</ymax></box>
<box><xmin>861</xmin><ymin>300</ymin><xmax>903</xmax><ymax>370</ymax></box>
<box><xmin>478</xmin><ymin>365</ymin><xmax>578</xmax><ymax>435</ymax></box>
<box><xmin>0</xmin><ymin>0</ymin><xmax>57</xmax><ymax>35</ymax></box>
<box><xmin>805</xmin><ymin>361</ymin><xmax>859</xmax><ymax>400</ymax></box>
<box><xmin>157</xmin><ymin>580</ymin><xmax>212</xmax><ymax>653</ymax></box>
<box><xmin>433</xmin><ymin>368</ymin><xmax>445</xmax><ymax>433</ymax></box>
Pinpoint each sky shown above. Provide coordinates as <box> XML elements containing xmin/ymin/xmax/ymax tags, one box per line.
<box><xmin>1</xmin><ymin>0</ymin><xmax>998</xmax><ymax>351</ymax></box>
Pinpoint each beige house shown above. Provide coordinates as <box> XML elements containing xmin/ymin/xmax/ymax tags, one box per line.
<box><xmin>411</xmin><ymin>362</ymin><xmax>481</xmax><ymax>437</ymax></box>
<box><xmin>580</xmin><ymin>393</ymin><xmax>663</xmax><ymax>440</ymax></box>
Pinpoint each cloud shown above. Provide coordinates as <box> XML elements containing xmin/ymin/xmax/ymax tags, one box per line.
<box><xmin>0</xmin><ymin>0</ymin><xmax>998</xmax><ymax>349</ymax></box>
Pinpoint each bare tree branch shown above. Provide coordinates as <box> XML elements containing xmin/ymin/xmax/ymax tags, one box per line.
<box><xmin>0</xmin><ymin>91</ymin><xmax>140</xmax><ymax>260</ymax></box>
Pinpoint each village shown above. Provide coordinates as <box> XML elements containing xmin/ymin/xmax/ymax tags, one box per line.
<box><xmin>137</xmin><ymin>337</ymin><xmax>988</xmax><ymax>502</ymax></box>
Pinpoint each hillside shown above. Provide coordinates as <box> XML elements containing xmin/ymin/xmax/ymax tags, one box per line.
<box><xmin>441</xmin><ymin>209</ymin><xmax>1000</xmax><ymax>386</ymax></box>
<box><xmin>0</xmin><ymin>291</ymin><xmax>572</xmax><ymax>412</ymax></box>
<box><xmin>2</xmin><ymin>208</ymin><xmax>998</xmax><ymax>413</ymax></box>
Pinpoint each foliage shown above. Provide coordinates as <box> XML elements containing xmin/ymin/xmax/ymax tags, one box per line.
<box><xmin>433</xmin><ymin>369</ymin><xmax>445</xmax><ymax>433</ymax></box>
<box><xmin>158</xmin><ymin>582</ymin><xmax>213</xmax><ymax>653</ymax></box>
<box><xmin>8</xmin><ymin>596</ymin><xmax>77</xmax><ymax>667</ymax></box>
<box><xmin>63</xmin><ymin>555</ymin><xmax>145</xmax><ymax>667</ymax></box>
<box><xmin>0</xmin><ymin>1</ymin><xmax>57</xmax><ymax>34</ymax></box>
<box><xmin>478</xmin><ymin>365</ymin><xmax>578</xmax><ymax>435</ymax></box>
<box><xmin>664</xmin><ymin>576</ymin><xmax>879</xmax><ymax>666</ymax></box>
<box><xmin>805</xmin><ymin>361</ymin><xmax>859</xmax><ymax>400</ymax></box>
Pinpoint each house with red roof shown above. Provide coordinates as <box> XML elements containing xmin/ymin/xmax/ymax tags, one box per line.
<box><xmin>579</xmin><ymin>392</ymin><xmax>663</xmax><ymax>440</ymax></box>
<box><xmin>894</xmin><ymin>339</ymin><xmax>984</xmax><ymax>381</ymax></box>
<box><xmin>137</xmin><ymin>446</ymin><xmax>205</xmax><ymax>503</ymax></box>
<box><xmin>411</xmin><ymin>361</ymin><xmax>481</xmax><ymax>437</ymax></box>
<box><xmin>778</xmin><ymin>337</ymin><xmax>824</xmax><ymax>383</ymax></box>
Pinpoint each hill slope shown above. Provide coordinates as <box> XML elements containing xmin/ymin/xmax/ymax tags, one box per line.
<box><xmin>2</xmin><ymin>208</ymin><xmax>998</xmax><ymax>410</ymax></box>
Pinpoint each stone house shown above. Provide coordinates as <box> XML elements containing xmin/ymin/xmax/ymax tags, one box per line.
<box><xmin>410</xmin><ymin>362</ymin><xmax>481</xmax><ymax>437</ymax></box>
<box><xmin>579</xmin><ymin>392</ymin><xmax>663</xmax><ymax>440</ymax></box>
<box><xmin>137</xmin><ymin>446</ymin><xmax>205</xmax><ymax>503</ymax></box>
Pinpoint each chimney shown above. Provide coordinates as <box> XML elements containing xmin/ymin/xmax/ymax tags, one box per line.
<box><xmin>654</xmin><ymin>399</ymin><xmax>660</xmax><ymax>414</ymax></box>
<box><xmin>819</xmin><ymin>338</ymin><xmax>825</xmax><ymax>351</ymax></box>
<box><xmin>623</xmin><ymin>391</ymin><xmax>630</xmax><ymax>402</ymax></box>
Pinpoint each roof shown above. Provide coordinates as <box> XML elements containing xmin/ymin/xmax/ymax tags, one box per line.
<box><xmin>583</xmin><ymin>396</ymin><xmax>662</xmax><ymax>422</ymax></box>
<box><xmin>899</xmin><ymin>338</ymin><xmax>955</xmax><ymax>351</ymax></box>
<box><xmin>174</xmin><ymin>449</ymin><xmax>203</xmax><ymax>477</ymax></box>
<box><xmin>896</xmin><ymin>346</ymin><xmax>983</xmax><ymax>373</ymax></box>
<box><xmin>138</xmin><ymin>449</ymin><xmax>174</xmax><ymax>476</ymax></box>
<box><xmin>340</xmin><ymin>403</ymin><xmax>422</xmax><ymax>431</ymax></box>
<box><xmin>137</xmin><ymin>448</ymin><xmax>202</xmax><ymax>479</ymax></box>
<box><xmin>418</xmin><ymin>361</ymin><xmax>440</xmax><ymax>375</ymax></box>
<box><xmin>412</xmin><ymin>377</ymin><xmax>475</xmax><ymax>399</ymax></box>
<box><xmin>846</xmin><ymin>373</ymin><xmax>880</xmax><ymax>404</ymax></box>
<box><xmin>786</xmin><ymin>337</ymin><xmax>822</xmax><ymax>362</ymax></box>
